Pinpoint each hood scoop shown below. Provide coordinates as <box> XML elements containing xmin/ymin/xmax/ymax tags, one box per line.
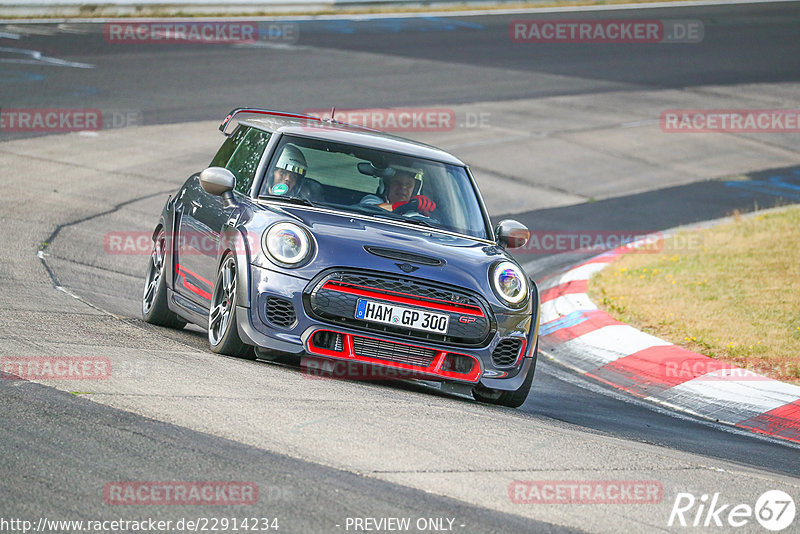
<box><xmin>364</xmin><ymin>246</ymin><xmax>445</xmax><ymax>267</ymax></box>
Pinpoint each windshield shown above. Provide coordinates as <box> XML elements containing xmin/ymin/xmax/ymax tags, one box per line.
<box><xmin>258</xmin><ymin>135</ymin><xmax>489</xmax><ymax>240</ymax></box>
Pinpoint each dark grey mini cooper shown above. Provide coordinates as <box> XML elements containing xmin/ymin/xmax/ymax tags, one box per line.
<box><xmin>143</xmin><ymin>108</ymin><xmax>539</xmax><ymax>407</ymax></box>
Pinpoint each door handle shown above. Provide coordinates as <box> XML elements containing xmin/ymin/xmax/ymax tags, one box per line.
<box><xmin>191</xmin><ymin>200</ymin><xmax>202</xmax><ymax>209</ymax></box>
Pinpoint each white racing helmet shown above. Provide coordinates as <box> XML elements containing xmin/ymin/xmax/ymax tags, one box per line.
<box><xmin>275</xmin><ymin>144</ymin><xmax>308</xmax><ymax>177</ymax></box>
<box><xmin>379</xmin><ymin>164</ymin><xmax>423</xmax><ymax>197</ymax></box>
<box><xmin>391</xmin><ymin>164</ymin><xmax>423</xmax><ymax>182</ymax></box>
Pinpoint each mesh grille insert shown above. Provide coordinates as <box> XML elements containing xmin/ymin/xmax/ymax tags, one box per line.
<box><xmin>492</xmin><ymin>338</ymin><xmax>523</xmax><ymax>367</ymax></box>
<box><xmin>351</xmin><ymin>336</ymin><xmax>436</xmax><ymax>367</ymax></box>
<box><xmin>330</xmin><ymin>272</ymin><xmax>481</xmax><ymax>308</ymax></box>
<box><xmin>265</xmin><ymin>296</ymin><xmax>296</xmax><ymax>328</ymax></box>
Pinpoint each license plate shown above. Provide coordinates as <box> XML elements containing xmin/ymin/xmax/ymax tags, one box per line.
<box><xmin>355</xmin><ymin>299</ymin><xmax>449</xmax><ymax>334</ymax></box>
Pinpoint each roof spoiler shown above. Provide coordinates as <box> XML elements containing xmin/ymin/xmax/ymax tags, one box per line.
<box><xmin>219</xmin><ymin>107</ymin><xmax>382</xmax><ymax>136</ymax></box>
<box><xmin>219</xmin><ymin>108</ymin><xmax>323</xmax><ymax>135</ymax></box>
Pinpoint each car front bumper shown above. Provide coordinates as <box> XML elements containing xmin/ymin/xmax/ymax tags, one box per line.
<box><xmin>237</xmin><ymin>264</ymin><xmax>538</xmax><ymax>390</ymax></box>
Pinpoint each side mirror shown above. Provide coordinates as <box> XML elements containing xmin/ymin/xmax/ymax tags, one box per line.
<box><xmin>495</xmin><ymin>219</ymin><xmax>530</xmax><ymax>249</ymax></box>
<box><xmin>200</xmin><ymin>167</ymin><xmax>235</xmax><ymax>195</ymax></box>
<box><xmin>199</xmin><ymin>167</ymin><xmax>236</xmax><ymax>207</ymax></box>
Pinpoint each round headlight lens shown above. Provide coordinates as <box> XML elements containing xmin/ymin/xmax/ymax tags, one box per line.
<box><xmin>264</xmin><ymin>222</ymin><xmax>311</xmax><ymax>266</ymax></box>
<box><xmin>492</xmin><ymin>261</ymin><xmax>528</xmax><ymax>305</ymax></box>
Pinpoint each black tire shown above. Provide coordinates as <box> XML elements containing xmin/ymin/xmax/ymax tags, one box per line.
<box><xmin>208</xmin><ymin>254</ymin><xmax>254</xmax><ymax>359</ymax></box>
<box><xmin>142</xmin><ymin>229</ymin><xmax>186</xmax><ymax>329</ymax></box>
<box><xmin>472</xmin><ymin>342</ymin><xmax>538</xmax><ymax>408</ymax></box>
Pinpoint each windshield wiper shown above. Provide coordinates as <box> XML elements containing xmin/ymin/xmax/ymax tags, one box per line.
<box><xmin>262</xmin><ymin>196</ymin><xmax>318</xmax><ymax>208</ymax></box>
<box><xmin>366</xmin><ymin>211</ymin><xmax>437</xmax><ymax>229</ymax></box>
<box><xmin>397</xmin><ymin>217</ymin><xmax>437</xmax><ymax>229</ymax></box>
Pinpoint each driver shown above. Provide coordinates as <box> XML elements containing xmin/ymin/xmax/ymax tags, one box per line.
<box><xmin>360</xmin><ymin>166</ymin><xmax>436</xmax><ymax>216</ymax></box>
<box><xmin>268</xmin><ymin>144</ymin><xmax>322</xmax><ymax>201</ymax></box>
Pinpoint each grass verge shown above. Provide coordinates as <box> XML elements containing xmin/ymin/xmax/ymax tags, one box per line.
<box><xmin>588</xmin><ymin>206</ymin><xmax>800</xmax><ymax>385</ymax></box>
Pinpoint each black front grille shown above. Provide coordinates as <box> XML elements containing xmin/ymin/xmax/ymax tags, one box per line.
<box><xmin>333</xmin><ymin>272</ymin><xmax>480</xmax><ymax>307</ymax></box>
<box><xmin>306</xmin><ymin>270</ymin><xmax>493</xmax><ymax>346</ymax></box>
<box><xmin>351</xmin><ymin>336</ymin><xmax>436</xmax><ymax>367</ymax></box>
<box><xmin>265</xmin><ymin>296</ymin><xmax>296</xmax><ymax>328</ymax></box>
<box><xmin>492</xmin><ymin>338</ymin><xmax>523</xmax><ymax>367</ymax></box>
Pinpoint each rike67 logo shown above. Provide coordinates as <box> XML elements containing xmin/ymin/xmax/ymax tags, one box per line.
<box><xmin>669</xmin><ymin>490</ymin><xmax>795</xmax><ymax>531</ymax></box>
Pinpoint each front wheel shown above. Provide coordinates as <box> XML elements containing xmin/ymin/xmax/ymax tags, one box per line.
<box><xmin>208</xmin><ymin>255</ymin><xmax>254</xmax><ymax>359</ymax></box>
<box><xmin>142</xmin><ymin>229</ymin><xmax>186</xmax><ymax>329</ymax></box>
<box><xmin>472</xmin><ymin>342</ymin><xmax>537</xmax><ymax>408</ymax></box>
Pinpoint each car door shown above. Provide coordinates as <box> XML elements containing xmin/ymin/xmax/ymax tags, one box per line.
<box><xmin>174</xmin><ymin>126</ymin><xmax>271</xmax><ymax>309</ymax></box>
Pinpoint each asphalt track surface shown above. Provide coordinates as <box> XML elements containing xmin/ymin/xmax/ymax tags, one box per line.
<box><xmin>1</xmin><ymin>2</ymin><xmax>798</xmax><ymax>127</ymax></box>
<box><xmin>2</xmin><ymin>2</ymin><xmax>800</xmax><ymax>533</ymax></box>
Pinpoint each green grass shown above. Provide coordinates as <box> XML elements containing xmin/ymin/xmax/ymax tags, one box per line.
<box><xmin>588</xmin><ymin>206</ymin><xmax>800</xmax><ymax>385</ymax></box>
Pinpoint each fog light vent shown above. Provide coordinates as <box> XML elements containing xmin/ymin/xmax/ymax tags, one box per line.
<box><xmin>441</xmin><ymin>354</ymin><xmax>475</xmax><ymax>375</ymax></box>
<box><xmin>312</xmin><ymin>330</ymin><xmax>344</xmax><ymax>352</ymax></box>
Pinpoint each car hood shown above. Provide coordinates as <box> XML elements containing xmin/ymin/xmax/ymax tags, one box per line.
<box><xmin>247</xmin><ymin>204</ymin><xmax>520</xmax><ymax>299</ymax></box>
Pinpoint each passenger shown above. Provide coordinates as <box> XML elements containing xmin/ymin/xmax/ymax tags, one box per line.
<box><xmin>360</xmin><ymin>166</ymin><xmax>436</xmax><ymax>216</ymax></box>
<box><xmin>268</xmin><ymin>144</ymin><xmax>322</xmax><ymax>201</ymax></box>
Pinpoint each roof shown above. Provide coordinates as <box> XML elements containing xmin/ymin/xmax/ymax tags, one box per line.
<box><xmin>229</xmin><ymin>111</ymin><xmax>465</xmax><ymax>166</ymax></box>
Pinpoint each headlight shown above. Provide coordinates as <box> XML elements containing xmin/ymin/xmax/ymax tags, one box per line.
<box><xmin>491</xmin><ymin>261</ymin><xmax>528</xmax><ymax>305</ymax></box>
<box><xmin>263</xmin><ymin>222</ymin><xmax>312</xmax><ymax>266</ymax></box>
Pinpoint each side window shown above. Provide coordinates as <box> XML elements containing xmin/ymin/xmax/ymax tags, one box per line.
<box><xmin>226</xmin><ymin>129</ymin><xmax>271</xmax><ymax>195</ymax></box>
<box><xmin>208</xmin><ymin>126</ymin><xmax>271</xmax><ymax>195</ymax></box>
<box><xmin>210</xmin><ymin>125</ymin><xmax>247</xmax><ymax>168</ymax></box>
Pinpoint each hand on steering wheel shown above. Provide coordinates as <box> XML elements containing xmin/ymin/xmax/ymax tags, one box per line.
<box><xmin>392</xmin><ymin>195</ymin><xmax>436</xmax><ymax>216</ymax></box>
